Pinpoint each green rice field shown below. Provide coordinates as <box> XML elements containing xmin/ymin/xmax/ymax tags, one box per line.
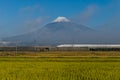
<box><xmin>0</xmin><ymin>51</ymin><xmax>120</xmax><ymax>80</ymax></box>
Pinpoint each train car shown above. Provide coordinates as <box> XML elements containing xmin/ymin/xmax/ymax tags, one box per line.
<box><xmin>57</xmin><ymin>44</ymin><xmax>120</xmax><ymax>51</ymax></box>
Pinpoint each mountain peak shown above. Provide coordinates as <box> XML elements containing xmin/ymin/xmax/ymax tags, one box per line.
<box><xmin>53</xmin><ymin>17</ymin><xmax>70</xmax><ymax>22</ymax></box>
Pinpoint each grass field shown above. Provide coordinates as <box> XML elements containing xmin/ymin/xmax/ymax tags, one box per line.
<box><xmin>0</xmin><ymin>51</ymin><xmax>120</xmax><ymax>80</ymax></box>
<box><xmin>1</xmin><ymin>51</ymin><xmax>120</xmax><ymax>57</ymax></box>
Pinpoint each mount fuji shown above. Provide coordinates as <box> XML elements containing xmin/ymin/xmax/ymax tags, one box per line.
<box><xmin>2</xmin><ymin>17</ymin><xmax>95</xmax><ymax>46</ymax></box>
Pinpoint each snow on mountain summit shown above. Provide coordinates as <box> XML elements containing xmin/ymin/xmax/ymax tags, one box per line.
<box><xmin>53</xmin><ymin>17</ymin><xmax>70</xmax><ymax>22</ymax></box>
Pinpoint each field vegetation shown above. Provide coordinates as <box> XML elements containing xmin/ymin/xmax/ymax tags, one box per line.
<box><xmin>0</xmin><ymin>51</ymin><xmax>120</xmax><ymax>80</ymax></box>
<box><xmin>0</xmin><ymin>51</ymin><xmax>120</xmax><ymax>57</ymax></box>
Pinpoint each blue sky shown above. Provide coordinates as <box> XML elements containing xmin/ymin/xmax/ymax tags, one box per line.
<box><xmin>0</xmin><ymin>0</ymin><xmax>120</xmax><ymax>38</ymax></box>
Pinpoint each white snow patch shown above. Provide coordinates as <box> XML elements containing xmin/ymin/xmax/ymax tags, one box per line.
<box><xmin>53</xmin><ymin>17</ymin><xmax>70</xmax><ymax>22</ymax></box>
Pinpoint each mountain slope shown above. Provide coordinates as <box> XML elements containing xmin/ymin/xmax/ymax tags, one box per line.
<box><xmin>2</xmin><ymin>17</ymin><xmax>94</xmax><ymax>46</ymax></box>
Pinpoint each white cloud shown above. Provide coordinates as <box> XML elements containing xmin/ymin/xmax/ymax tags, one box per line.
<box><xmin>24</xmin><ymin>17</ymin><xmax>43</xmax><ymax>30</ymax></box>
<box><xmin>20</xmin><ymin>16</ymin><xmax>50</xmax><ymax>33</ymax></box>
<box><xmin>81</xmin><ymin>5</ymin><xmax>98</xmax><ymax>20</ymax></box>
<box><xmin>73</xmin><ymin>5</ymin><xmax>99</xmax><ymax>24</ymax></box>
<box><xmin>20</xmin><ymin>5</ymin><xmax>43</xmax><ymax>13</ymax></box>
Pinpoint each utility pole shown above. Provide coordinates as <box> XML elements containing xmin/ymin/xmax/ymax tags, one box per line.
<box><xmin>34</xmin><ymin>39</ymin><xmax>37</xmax><ymax>56</ymax></box>
<box><xmin>15</xmin><ymin>41</ymin><xmax>18</xmax><ymax>56</ymax></box>
<box><xmin>72</xmin><ymin>36</ymin><xmax>74</xmax><ymax>51</ymax></box>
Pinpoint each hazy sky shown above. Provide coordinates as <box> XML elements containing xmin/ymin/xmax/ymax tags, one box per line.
<box><xmin>0</xmin><ymin>0</ymin><xmax>120</xmax><ymax>38</ymax></box>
